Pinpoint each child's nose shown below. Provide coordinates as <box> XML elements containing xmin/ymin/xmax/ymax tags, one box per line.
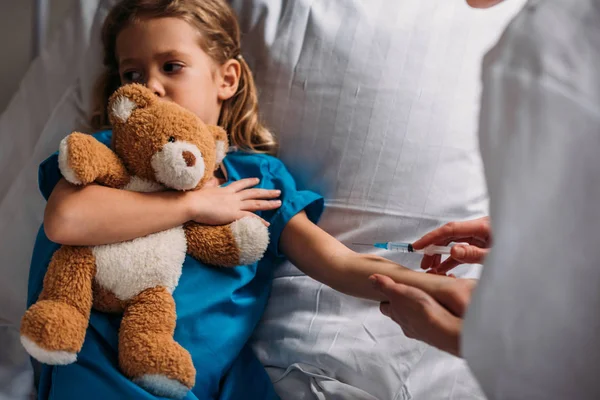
<box><xmin>146</xmin><ymin>75</ymin><xmax>166</xmax><ymax>97</ymax></box>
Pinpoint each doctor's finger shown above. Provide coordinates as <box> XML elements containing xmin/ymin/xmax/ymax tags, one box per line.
<box><xmin>380</xmin><ymin>302</ymin><xmax>391</xmax><ymax>317</ymax></box>
<box><xmin>428</xmin><ymin>258</ymin><xmax>461</xmax><ymax>275</ymax></box>
<box><xmin>432</xmin><ymin>246</ymin><xmax>489</xmax><ymax>275</ymax></box>
<box><xmin>413</xmin><ymin>219</ymin><xmax>491</xmax><ymax>250</ymax></box>
<box><xmin>420</xmin><ymin>253</ymin><xmax>441</xmax><ymax>270</ymax></box>
<box><xmin>370</xmin><ymin>274</ymin><xmax>430</xmax><ymax>307</ymax></box>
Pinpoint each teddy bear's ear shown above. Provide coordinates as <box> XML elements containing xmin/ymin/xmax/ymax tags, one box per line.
<box><xmin>208</xmin><ymin>125</ymin><xmax>229</xmax><ymax>165</ymax></box>
<box><xmin>108</xmin><ymin>83</ymin><xmax>157</xmax><ymax>124</ymax></box>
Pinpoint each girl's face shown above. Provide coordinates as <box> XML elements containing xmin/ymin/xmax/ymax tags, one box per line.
<box><xmin>116</xmin><ymin>17</ymin><xmax>240</xmax><ymax>125</ymax></box>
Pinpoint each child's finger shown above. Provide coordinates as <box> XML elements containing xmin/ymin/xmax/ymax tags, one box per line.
<box><xmin>241</xmin><ymin>212</ymin><xmax>270</xmax><ymax>227</ymax></box>
<box><xmin>227</xmin><ymin>178</ymin><xmax>261</xmax><ymax>191</ymax></box>
<box><xmin>239</xmin><ymin>188</ymin><xmax>281</xmax><ymax>200</ymax></box>
<box><xmin>242</xmin><ymin>200</ymin><xmax>282</xmax><ymax>212</ymax></box>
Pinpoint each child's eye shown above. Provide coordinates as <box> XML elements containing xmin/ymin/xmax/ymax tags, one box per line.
<box><xmin>163</xmin><ymin>63</ymin><xmax>183</xmax><ymax>73</ymax></box>
<box><xmin>123</xmin><ymin>71</ymin><xmax>142</xmax><ymax>83</ymax></box>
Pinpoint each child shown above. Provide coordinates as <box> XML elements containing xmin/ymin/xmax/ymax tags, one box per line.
<box><xmin>29</xmin><ymin>0</ymin><xmax>460</xmax><ymax>398</ymax></box>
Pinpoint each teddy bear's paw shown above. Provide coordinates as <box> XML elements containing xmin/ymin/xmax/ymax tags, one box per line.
<box><xmin>58</xmin><ymin>136</ymin><xmax>84</xmax><ymax>185</ymax></box>
<box><xmin>231</xmin><ymin>216</ymin><xmax>270</xmax><ymax>265</ymax></box>
<box><xmin>134</xmin><ymin>374</ymin><xmax>190</xmax><ymax>399</ymax></box>
<box><xmin>20</xmin><ymin>336</ymin><xmax>77</xmax><ymax>365</ymax></box>
<box><xmin>120</xmin><ymin>333</ymin><xmax>195</xmax><ymax>399</ymax></box>
<box><xmin>20</xmin><ymin>300</ymin><xmax>88</xmax><ymax>365</ymax></box>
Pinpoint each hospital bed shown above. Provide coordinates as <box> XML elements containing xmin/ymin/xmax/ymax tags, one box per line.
<box><xmin>0</xmin><ymin>0</ymin><xmax>524</xmax><ymax>398</ymax></box>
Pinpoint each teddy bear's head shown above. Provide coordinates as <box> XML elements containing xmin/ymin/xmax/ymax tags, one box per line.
<box><xmin>107</xmin><ymin>83</ymin><xmax>228</xmax><ymax>191</ymax></box>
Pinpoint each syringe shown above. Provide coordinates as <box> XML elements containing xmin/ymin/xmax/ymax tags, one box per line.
<box><xmin>353</xmin><ymin>242</ymin><xmax>455</xmax><ymax>256</ymax></box>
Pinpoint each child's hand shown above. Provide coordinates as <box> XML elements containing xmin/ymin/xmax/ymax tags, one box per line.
<box><xmin>187</xmin><ymin>178</ymin><xmax>281</xmax><ymax>226</ymax></box>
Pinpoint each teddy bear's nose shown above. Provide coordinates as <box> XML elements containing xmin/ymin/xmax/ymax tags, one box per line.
<box><xmin>182</xmin><ymin>151</ymin><xmax>196</xmax><ymax>167</ymax></box>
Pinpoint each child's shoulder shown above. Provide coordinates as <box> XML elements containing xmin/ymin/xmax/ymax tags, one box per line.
<box><xmin>225</xmin><ymin>151</ymin><xmax>285</xmax><ymax>172</ymax></box>
<box><xmin>225</xmin><ymin>150</ymin><xmax>279</xmax><ymax>163</ymax></box>
<box><xmin>93</xmin><ymin>130</ymin><xmax>113</xmax><ymax>145</ymax></box>
<box><xmin>224</xmin><ymin>151</ymin><xmax>288</xmax><ymax>178</ymax></box>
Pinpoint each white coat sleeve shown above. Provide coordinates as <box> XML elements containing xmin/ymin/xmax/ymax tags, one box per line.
<box><xmin>462</xmin><ymin>1</ymin><xmax>600</xmax><ymax>398</ymax></box>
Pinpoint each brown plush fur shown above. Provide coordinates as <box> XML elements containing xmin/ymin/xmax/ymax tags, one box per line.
<box><xmin>109</xmin><ymin>86</ymin><xmax>218</xmax><ymax>188</ymax></box>
<box><xmin>119</xmin><ymin>287</ymin><xmax>195</xmax><ymax>388</ymax></box>
<box><xmin>92</xmin><ymin>281</ymin><xmax>126</xmax><ymax>313</ymax></box>
<box><xmin>21</xmin><ymin>84</ymin><xmax>269</xmax><ymax>398</ymax></box>
<box><xmin>64</xmin><ymin>133</ymin><xmax>130</xmax><ymax>187</ymax></box>
<box><xmin>21</xmin><ymin>246</ymin><xmax>95</xmax><ymax>353</ymax></box>
<box><xmin>184</xmin><ymin>222</ymin><xmax>241</xmax><ymax>267</ymax></box>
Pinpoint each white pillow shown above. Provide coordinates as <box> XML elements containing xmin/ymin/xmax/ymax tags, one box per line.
<box><xmin>228</xmin><ymin>0</ymin><xmax>525</xmax><ymax>398</ymax></box>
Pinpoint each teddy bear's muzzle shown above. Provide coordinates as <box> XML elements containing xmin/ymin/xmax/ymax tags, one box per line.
<box><xmin>182</xmin><ymin>151</ymin><xmax>196</xmax><ymax>167</ymax></box>
<box><xmin>151</xmin><ymin>141</ymin><xmax>205</xmax><ymax>191</ymax></box>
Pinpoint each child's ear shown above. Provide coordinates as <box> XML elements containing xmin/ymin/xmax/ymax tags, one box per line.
<box><xmin>216</xmin><ymin>59</ymin><xmax>241</xmax><ymax>102</ymax></box>
<box><xmin>208</xmin><ymin>125</ymin><xmax>229</xmax><ymax>165</ymax></box>
<box><xmin>108</xmin><ymin>83</ymin><xmax>157</xmax><ymax>124</ymax></box>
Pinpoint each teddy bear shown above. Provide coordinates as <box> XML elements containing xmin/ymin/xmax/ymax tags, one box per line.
<box><xmin>20</xmin><ymin>83</ymin><xmax>270</xmax><ymax>399</ymax></box>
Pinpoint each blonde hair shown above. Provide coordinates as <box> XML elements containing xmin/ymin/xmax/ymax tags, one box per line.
<box><xmin>91</xmin><ymin>0</ymin><xmax>277</xmax><ymax>155</ymax></box>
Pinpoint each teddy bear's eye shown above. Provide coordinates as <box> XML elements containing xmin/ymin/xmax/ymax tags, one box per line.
<box><xmin>168</xmin><ymin>136</ymin><xmax>176</xmax><ymax>143</ymax></box>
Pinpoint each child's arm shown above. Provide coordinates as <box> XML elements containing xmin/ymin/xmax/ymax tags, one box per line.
<box><xmin>45</xmin><ymin>178</ymin><xmax>281</xmax><ymax>246</ymax></box>
<box><xmin>280</xmin><ymin>211</ymin><xmax>455</xmax><ymax>304</ymax></box>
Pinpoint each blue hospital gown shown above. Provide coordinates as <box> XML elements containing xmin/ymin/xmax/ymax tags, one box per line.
<box><xmin>27</xmin><ymin>130</ymin><xmax>324</xmax><ymax>400</ymax></box>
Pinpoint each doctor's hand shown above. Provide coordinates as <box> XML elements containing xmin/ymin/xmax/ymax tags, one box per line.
<box><xmin>413</xmin><ymin>217</ymin><xmax>492</xmax><ymax>275</ymax></box>
<box><xmin>370</xmin><ymin>274</ymin><xmax>477</xmax><ymax>357</ymax></box>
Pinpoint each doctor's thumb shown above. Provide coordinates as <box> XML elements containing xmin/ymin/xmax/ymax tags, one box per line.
<box><xmin>451</xmin><ymin>245</ymin><xmax>488</xmax><ymax>264</ymax></box>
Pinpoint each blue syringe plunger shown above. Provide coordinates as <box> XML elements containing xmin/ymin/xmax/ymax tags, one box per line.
<box><xmin>370</xmin><ymin>242</ymin><xmax>453</xmax><ymax>255</ymax></box>
<box><xmin>374</xmin><ymin>242</ymin><xmax>413</xmax><ymax>251</ymax></box>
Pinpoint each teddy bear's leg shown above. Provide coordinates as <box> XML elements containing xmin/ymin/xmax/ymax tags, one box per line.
<box><xmin>119</xmin><ymin>286</ymin><xmax>195</xmax><ymax>399</ymax></box>
<box><xmin>20</xmin><ymin>246</ymin><xmax>95</xmax><ymax>365</ymax></box>
<box><xmin>184</xmin><ymin>216</ymin><xmax>269</xmax><ymax>267</ymax></box>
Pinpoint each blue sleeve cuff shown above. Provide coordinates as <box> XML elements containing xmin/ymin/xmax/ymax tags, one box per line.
<box><xmin>267</xmin><ymin>190</ymin><xmax>324</xmax><ymax>258</ymax></box>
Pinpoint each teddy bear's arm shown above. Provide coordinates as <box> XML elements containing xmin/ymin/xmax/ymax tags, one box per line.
<box><xmin>207</xmin><ymin>125</ymin><xmax>229</xmax><ymax>165</ymax></box>
<box><xmin>59</xmin><ymin>133</ymin><xmax>131</xmax><ymax>188</ymax></box>
<box><xmin>184</xmin><ymin>217</ymin><xmax>269</xmax><ymax>268</ymax></box>
<box><xmin>183</xmin><ymin>222</ymin><xmax>241</xmax><ymax>267</ymax></box>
